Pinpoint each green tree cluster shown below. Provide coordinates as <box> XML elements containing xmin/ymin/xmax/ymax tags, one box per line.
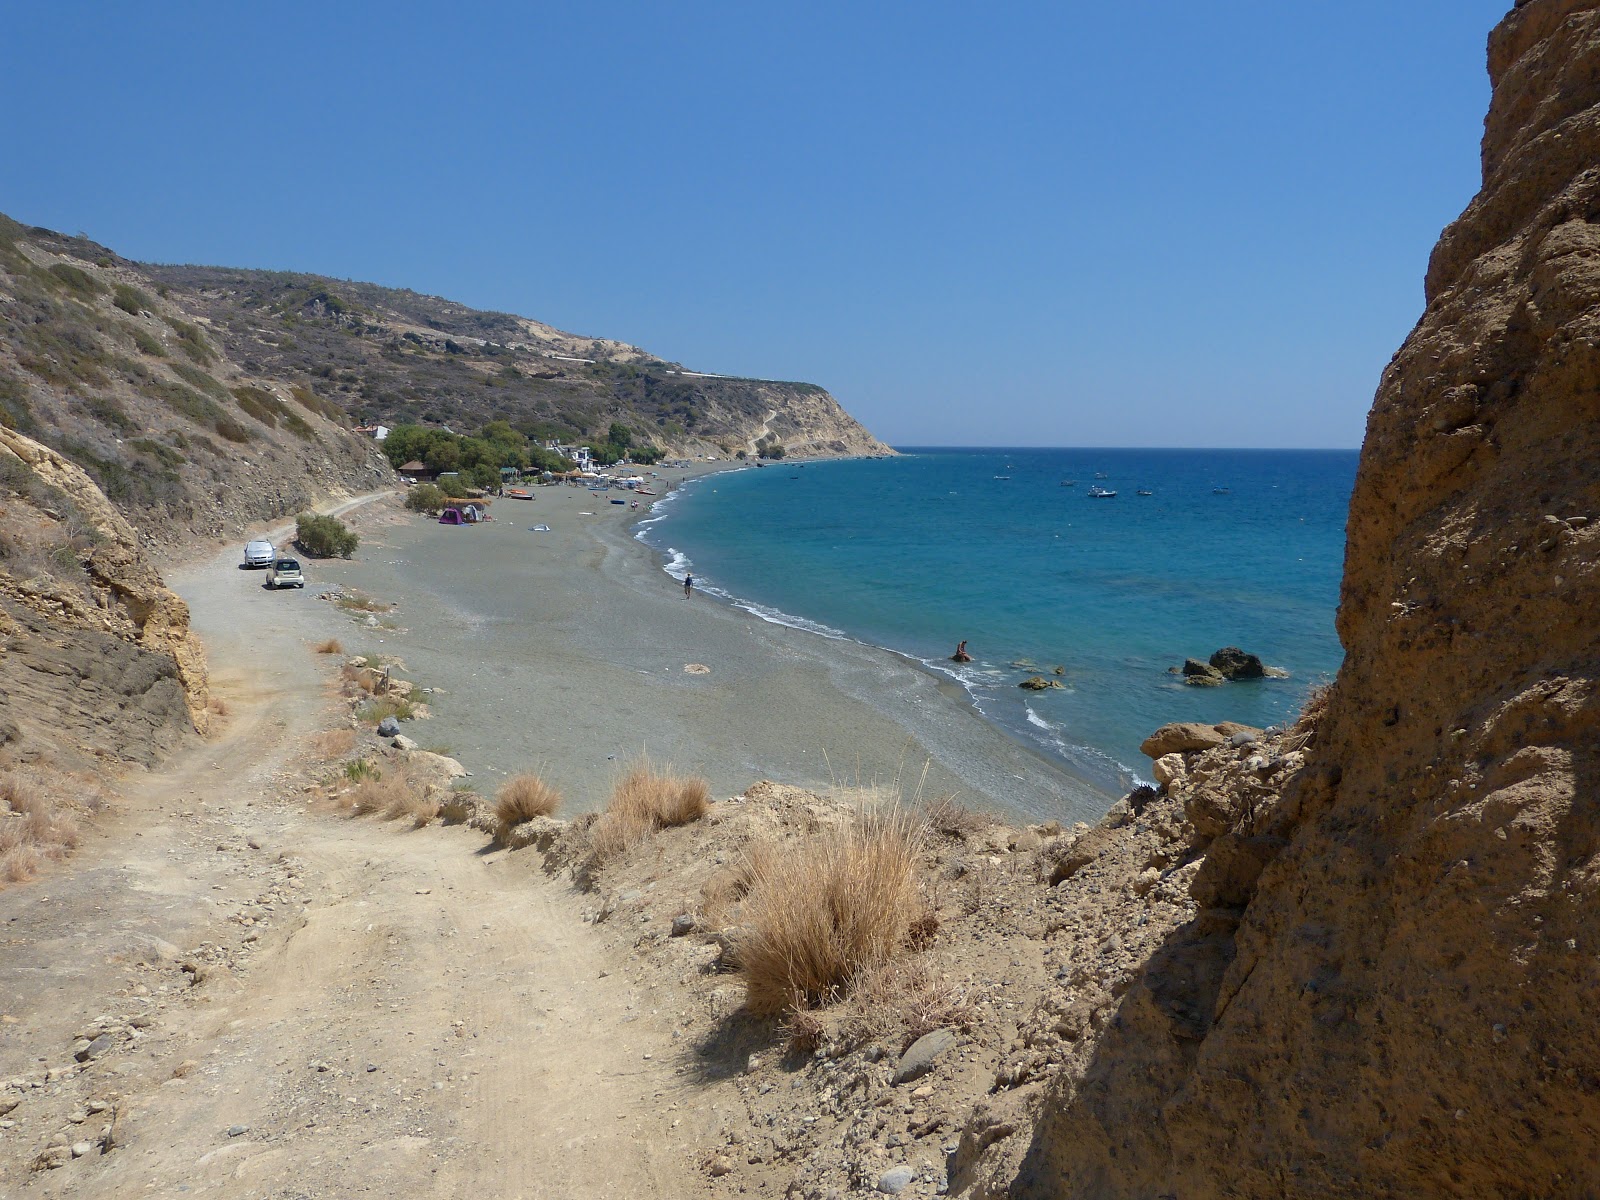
<box><xmin>383</xmin><ymin>421</ymin><xmax>576</xmax><ymax>488</ymax></box>
<box><xmin>586</xmin><ymin>422</ymin><xmax>664</xmax><ymax>467</ymax></box>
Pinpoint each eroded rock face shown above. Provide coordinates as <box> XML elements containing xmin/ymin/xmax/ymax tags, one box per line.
<box><xmin>0</xmin><ymin>428</ymin><xmax>208</xmax><ymax>754</ymax></box>
<box><xmin>1002</xmin><ymin>4</ymin><xmax>1600</xmax><ymax>1195</ymax></box>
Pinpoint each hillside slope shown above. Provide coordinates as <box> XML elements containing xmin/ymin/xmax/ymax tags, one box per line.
<box><xmin>982</xmin><ymin>2</ymin><xmax>1600</xmax><ymax>1194</ymax></box>
<box><xmin>0</xmin><ymin>219</ymin><xmax>390</xmax><ymax>548</ymax></box>
<box><xmin>140</xmin><ymin>263</ymin><xmax>893</xmax><ymax>461</ymax></box>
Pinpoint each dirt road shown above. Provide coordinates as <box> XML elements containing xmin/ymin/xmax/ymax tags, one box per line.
<box><xmin>0</xmin><ymin>519</ymin><xmax>714</xmax><ymax>1196</ymax></box>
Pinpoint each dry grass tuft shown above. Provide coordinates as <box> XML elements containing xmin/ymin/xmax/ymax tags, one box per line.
<box><xmin>494</xmin><ymin>773</ymin><xmax>562</xmax><ymax>841</ymax></box>
<box><xmin>314</xmin><ymin>637</ymin><xmax>345</xmax><ymax>655</ymax></box>
<box><xmin>384</xmin><ymin>788</ymin><xmax>439</xmax><ymax>827</ymax></box>
<box><xmin>2</xmin><ymin>846</ymin><xmax>40</xmax><ymax>884</ymax></box>
<box><xmin>0</xmin><ymin>768</ymin><xmax>88</xmax><ymax>886</ymax></box>
<box><xmin>206</xmin><ymin>695</ymin><xmax>230</xmax><ymax>717</ymax></box>
<box><xmin>589</xmin><ymin>758</ymin><xmax>711</xmax><ymax>863</ymax></box>
<box><xmin>312</xmin><ymin>728</ymin><xmax>357</xmax><ymax>758</ymax></box>
<box><xmin>733</xmin><ymin>810</ymin><xmax>925</xmax><ymax>1015</ymax></box>
<box><xmin>347</xmin><ymin>773</ymin><xmax>416</xmax><ymax>818</ymax></box>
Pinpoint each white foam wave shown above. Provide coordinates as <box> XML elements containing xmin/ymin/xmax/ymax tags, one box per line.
<box><xmin>726</xmin><ymin>596</ymin><xmax>850</xmax><ymax>640</ymax></box>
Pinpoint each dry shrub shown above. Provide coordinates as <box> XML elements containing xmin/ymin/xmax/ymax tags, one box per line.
<box><xmin>1285</xmin><ymin>682</ymin><xmax>1334</xmax><ymax>751</ymax></box>
<box><xmin>314</xmin><ymin>637</ymin><xmax>344</xmax><ymax>655</ymax></box>
<box><xmin>783</xmin><ymin>1006</ymin><xmax>827</xmax><ymax>1056</ymax></box>
<box><xmin>838</xmin><ymin>955</ymin><xmax>974</xmax><ymax>1050</ymax></box>
<box><xmin>312</xmin><ymin>728</ymin><xmax>357</xmax><ymax>758</ymax></box>
<box><xmin>494</xmin><ymin>773</ymin><xmax>561</xmax><ymax>841</ymax></box>
<box><xmin>589</xmin><ymin>758</ymin><xmax>710</xmax><ymax>863</ymax></box>
<box><xmin>923</xmin><ymin>794</ymin><xmax>994</xmax><ymax>840</ymax></box>
<box><xmin>206</xmin><ymin>695</ymin><xmax>229</xmax><ymax>717</ymax></box>
<box><xmin>734</xmin><ymin>811</ymin><xmax>925</xmax><ymax>1015</ymax></box>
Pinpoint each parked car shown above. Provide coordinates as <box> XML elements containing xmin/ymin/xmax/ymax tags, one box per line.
<box><xmin>267</xmin><ymin>556</ymin><xmax>304</xmax><ymax>589</ymax></box>
<box><xmin>243</xmin><ymin>539</ymin><xmax>275</xmax><ymax>568</ymax></box>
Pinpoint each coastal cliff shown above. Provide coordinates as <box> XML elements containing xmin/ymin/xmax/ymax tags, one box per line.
<box><xmin>969</xmin><ymin>2</ymin><xmax>1600</xmax><ymax>1194</ymax></box>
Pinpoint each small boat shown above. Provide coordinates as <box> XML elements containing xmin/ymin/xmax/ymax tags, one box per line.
<box><xmin>1088</xmin><ymin>486</ymin><xmax>1116</xmax><ymax>498</ymax></box>
<box><xmin>1136</xmin><ymin>489</ymin><xmax>1154</xmax><ymax>496</ymax></box>
<box><xmin>1094</xmin><ymin>471</ymin><xmax>1108</xmax><ymax>479</ymax></box>
<box><xmin>634</xmin><ymin>487</ymin><xmax>657</xmax><ymax>497</ymax></box>
<box><xmin>503</xmin><ymin>489</ymin><xmax>534</xmax><ymax>500</ymax></box>
<box><xmin>1060</xmin><ymin>480</ymin><xmax>1076</xmax><ymax>487</ymax></box>
<box><xmin>1212</xmin><ymin>486</ymin><xmax>1231</xmax><ymax>495</ymax></box>
<box><xmin>610</xmin><ymin>498</ymin><xmax>626</xmax><ymax>505</ymax></box>
<box><xmin>531</xmin><ymin>523</ymin><xmax>551</xmax><ymax>532</ymax></box>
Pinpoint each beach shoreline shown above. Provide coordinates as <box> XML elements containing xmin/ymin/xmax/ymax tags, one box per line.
<box><xmin>294</xmin><ymin>468</ymin><xmax>1116</xmax><ymax>823</ymax></box>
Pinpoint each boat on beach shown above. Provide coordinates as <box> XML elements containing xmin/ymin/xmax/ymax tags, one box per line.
<box><xmin>503</xmin><ymin>488</ymin><xmax>534</xmax><ymax>500</ymax></box>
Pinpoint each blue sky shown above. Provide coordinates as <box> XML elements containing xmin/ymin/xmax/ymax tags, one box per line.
<box><xmin>4</xmin><ymin>1</ymin><xmax>1510</xmax><ymax>447</ymax></box>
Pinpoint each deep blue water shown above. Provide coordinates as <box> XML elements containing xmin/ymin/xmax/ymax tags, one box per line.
<box><xmin>638</xmin><ymin>448</ymin><xmax>1356</xmax><ymax>793</ymax></box>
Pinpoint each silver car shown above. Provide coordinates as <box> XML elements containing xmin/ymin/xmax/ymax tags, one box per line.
<box><xmin>267</xmin><ymin>556</ymin><xmax>305</xmax><ymax>589</ymax></box>
<box><xmin>243</xmin><ymin>539</ymin><xmax>274</xmax><ymax>568</ymax></box>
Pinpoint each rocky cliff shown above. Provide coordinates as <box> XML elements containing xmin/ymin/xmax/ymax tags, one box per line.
<box><xmin>0</xmin><ymin>427</ymin><xmax>208</xmax><ymax>766</ymax></box>
<box><xmin>968</xmin><ymin>3</ymin><xmax>1600</xmax><ymax>1195</ymax></box>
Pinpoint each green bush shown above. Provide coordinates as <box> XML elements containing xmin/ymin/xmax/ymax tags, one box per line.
<box><xmin>171</xmin><ymin>360</ymin><xmax>228</xmax><ymax>399</ymax></box>
<box><xmin>48</xmin><ymin>262</ymin><xmax>104</xmax><ymax>297</ymax></box>
<box><xmin>404</xmin><ymin>483</ymin><xmax>447</xmax><ymax>514</ymax></box>
<box><xmin>230</xmin><ymin>385</ymin><xmax>280</xmax><ymax>427</ymax></box>
<box><xmin>112</xmin><ymin>284</ymin><xmax>153</xmax><ymax>315</ymax></box>
<box><xmin>295</xmin><ymin>512</ymin><xmax>359</xmax><ymax>558</ymax></box>
<box><xmin>162</xmin><ymin>316</ymin><xmax>214</xmax><ymax>364</ymax></box>
<box><xmin>125</xmin><ymin>322</ymin><xmax>166</xmax><ymax>357</ymax></box>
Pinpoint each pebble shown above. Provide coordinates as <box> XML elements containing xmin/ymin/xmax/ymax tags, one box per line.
<box><xmin>226</xmin><ymin>1124</ymin><xmax>250</xmax><ymax>1138</ymax></box>
<box><xmin>71</xmin><ymin>1141</ymin><xmax>93</xmax><ymax>1158</ymax></box>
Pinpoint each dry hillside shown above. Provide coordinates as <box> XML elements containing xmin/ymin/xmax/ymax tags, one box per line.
<box><xmin>141</xmin><ymin>263</ymin><xmax>891</xmax><ymax>461</ymax></box>
<box><xmin>0</xmin><ymin>218</ymin><xmax>388</xmax><ymax>548</ymax></box>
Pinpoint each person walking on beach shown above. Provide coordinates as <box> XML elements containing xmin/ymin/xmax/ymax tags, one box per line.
<box><xmin>683</xmin><ymin>572</ymin><xmax>694</xmax><ymax>599</ymax></box>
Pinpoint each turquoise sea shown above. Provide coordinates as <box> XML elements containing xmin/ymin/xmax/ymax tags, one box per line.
<box><xmin>638</xmin><ymin>448</ymin><xmax>1357</xmax><ymax>795</ymax></box>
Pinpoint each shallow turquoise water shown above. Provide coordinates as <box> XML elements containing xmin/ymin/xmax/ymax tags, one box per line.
<box><xmin>640</xmin><ymin>447</ymin><xmax>1355</xmax><ymax>792</ymax></box>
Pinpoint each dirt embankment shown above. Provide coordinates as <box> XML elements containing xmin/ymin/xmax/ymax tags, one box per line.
<box><xmin>0</xmin><ymin>427</ymin><xmax>211</xmax><ymax>882</ymax></box>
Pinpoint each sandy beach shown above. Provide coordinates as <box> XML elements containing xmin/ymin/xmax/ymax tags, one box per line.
<box><xmin>202</xmin><ymin>470</ymin><xmax>1114</xmax><ymax>823</ymax></box>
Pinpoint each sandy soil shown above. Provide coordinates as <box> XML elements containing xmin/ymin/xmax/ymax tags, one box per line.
<box><xmin>0</xmin><ymin>512</ymin><xmax>718</xmax><ymax>1197</ymax></box>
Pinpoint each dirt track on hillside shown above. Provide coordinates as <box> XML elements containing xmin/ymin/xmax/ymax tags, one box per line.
<box><xmin>0</xmin><ymin>512</ymin><xmax>711</xmax><ymax>1197</ymax></box>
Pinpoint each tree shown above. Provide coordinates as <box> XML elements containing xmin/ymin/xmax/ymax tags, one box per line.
<box><xmin>608</xmin><ymin>422</ymin><xmax>633</xmax><ymax>449</ymax></box>
<box><xmin>404</xmin><ymin>483</ymin><xmax>447</xmax><ymax>514</ymax></box>
<box><xmin>295</xmin><ymin>513</ymin><xmax>359</xmax><ymax>558</ymax></box>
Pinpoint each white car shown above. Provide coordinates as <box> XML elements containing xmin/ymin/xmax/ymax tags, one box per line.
<box><xmin>267</xmin><ymin>556</ymin><xmax>304</xmax><ymax>589</ymax></box>
<box><xmin>243</xmin><ymin>539</ymin><xmax>274</xmax><ymax>568</ymax></box>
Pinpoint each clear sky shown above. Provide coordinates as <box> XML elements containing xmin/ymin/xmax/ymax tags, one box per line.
<box><xmin>4</xmin><ymin>1</ymin><xmax>1511</xmax><ymax>447</ymax></box>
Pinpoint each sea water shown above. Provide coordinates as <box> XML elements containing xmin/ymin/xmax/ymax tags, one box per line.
<box><xmin>639</xmin><ymin>448</ymin><xmax>1356</xmax><ymax>794</ymax></box>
